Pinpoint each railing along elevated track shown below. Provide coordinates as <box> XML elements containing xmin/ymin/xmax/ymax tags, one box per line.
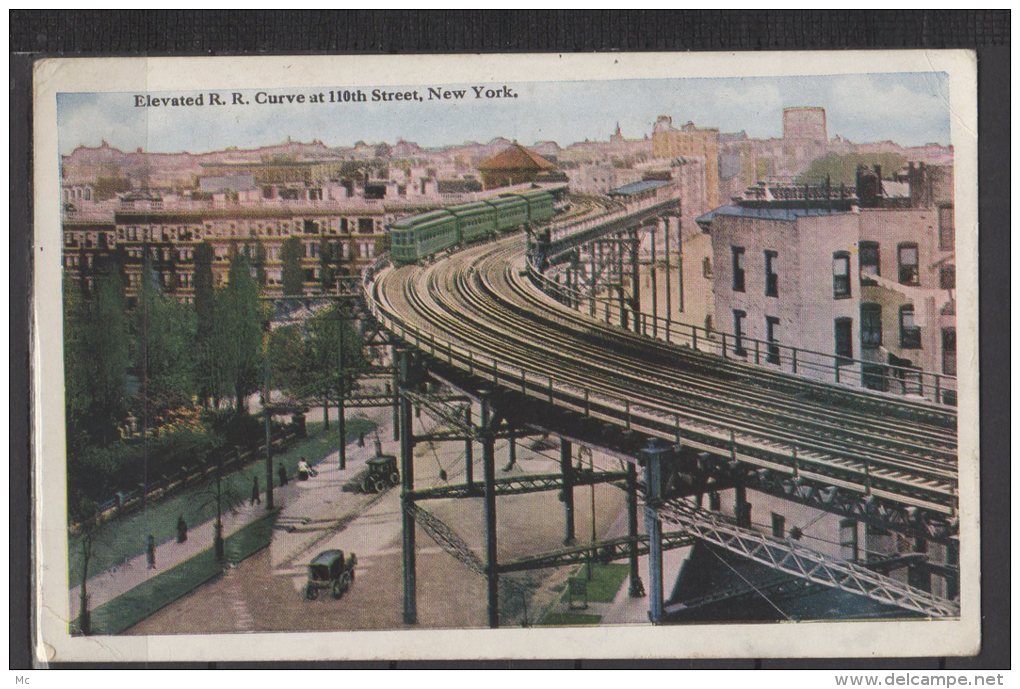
<box><xmin>363</xmin><ymin>196</ymin><xmax>960</xmax><ymax>621</ymax></box>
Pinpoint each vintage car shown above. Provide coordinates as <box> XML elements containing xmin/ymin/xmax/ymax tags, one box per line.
<box><xmin>305</xmin><ymin>549</ymin><xmax>357</xmax><ymax>600</ymax></box>
<box><xmin>361</xmin><ymin>454</ymin><xmax>400</xmax><ymax>493</ymax></box>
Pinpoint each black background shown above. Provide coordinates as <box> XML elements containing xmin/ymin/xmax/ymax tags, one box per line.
<box><xmin>9</xmin><ymin>9</ymin><xmax>1010</xmax><ymax>670</ymax></box>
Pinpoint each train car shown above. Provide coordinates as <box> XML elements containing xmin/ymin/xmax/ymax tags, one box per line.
<box><xmin>389</xmin><ymin>209</ymin><xmax>458</xmax><ymax>265</ymax></box>
<box><xmin>448</xmin><ymin>201</ymin><xmax>498</xmax><ymax>243</ymax></box>
<box><xmin>516</xmin><ymin>189</ymin><xmax>556</xmax><ymax>224</ymax></box>
<box><xmin>484</xmin><ymin>195</ymin><xmax>530</xmax><ymax>232</ymax></box>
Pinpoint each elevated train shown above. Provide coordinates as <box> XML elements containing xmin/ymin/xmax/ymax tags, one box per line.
<box><xmin>389</xmin><ymin>188</ymin><xmax>560</xmax><ymax>265</ymax></box>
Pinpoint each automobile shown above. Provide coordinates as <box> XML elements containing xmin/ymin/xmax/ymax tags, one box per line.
<box><xmin>361</xmin><ymin>454</ymin><xmax>400</xmax><ymax>493</ymax></box>
<box><xmin>304</xmin><ymin>549</ymin><xmax>357</xmax><ymax>600</ymax></box>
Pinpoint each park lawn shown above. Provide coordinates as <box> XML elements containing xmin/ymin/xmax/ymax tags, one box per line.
<box><xmin>538</xmin><ymin>612</ymin><xmax>602</xmax><ymax>626</ymax></box>
<box><xmin>560</xmin><ymin>563</ymin><xmax>631</xmax><ymax>604</ymax></box>
<box><xmin>68</xmin><ymin>418</ymin><xmax>376</xmax><ymax>585</ymax></box>
<box><xmin>84</xmin><ymin>509</ymin><xmax>279</xmax><ymax>635</ymax></box>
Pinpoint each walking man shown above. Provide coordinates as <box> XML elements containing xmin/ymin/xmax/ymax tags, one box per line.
<box><xmin>251</xmin><ymin>475</ymin><xmax>261</xmax><ymax>506</ymax></box>
<box><xmin>146</xmin><ymin>535</ymin><xmax>156</xmax><ymax>569</ymax></box>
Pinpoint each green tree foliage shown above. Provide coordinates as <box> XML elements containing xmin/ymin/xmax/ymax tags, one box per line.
<box><xmin>252</xmin><ymin>240</ymin><xmax>268</xmax><ymax>288</ymax></box>
<box><xmin>133</xmin><ymin>259</ymin><xmax>197</xmax><ymax>425</ymax></box>
<box><xmin>269</xmin><ymin>305</ymin><xmax>367</xmax><ymax>428</ymax></box>
<box><xmin>281</xmin><ymin>236</ymin><xmax>305</xmax><ymax>297</ymax></box>
<box><xmin>796</xmin><ymin>152</ymin><xmax>908</xmax><ymax>186</ymax></box>
<box><xmin>192</xmin><ymin>242</ymin><xmax>225</xmax><ymax>407</ymax></box>
<box><xmin>319</xmin><ymin>239</ymin><xmax>343</xmax><ymax>292</ymax></box>
<box><xmin>63</xmin><ymin>278</ymin><xmax>90</xmax><ymax>451</ymax></box>
<box><xmin>78</xmin><ymin>269</ymin><xmax>130</xmax><ymax>445</ymax></box>
<box><xmin>222</xmin><ymin>253</ymin><xmax>267</xmax><ymax>412</ymax></box>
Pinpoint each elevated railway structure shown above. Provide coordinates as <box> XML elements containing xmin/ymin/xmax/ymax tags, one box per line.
<box><xmin>362</xmin><ymin>193</ymin><xmax>960</xmax><ymax>626</ymax></box>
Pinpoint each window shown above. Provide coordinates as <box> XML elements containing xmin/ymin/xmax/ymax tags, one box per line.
<box><xmin>938</xmin><ymin>205</ymin><xmax>955</xmax><ymax>251</ymax></box>
<box><xmin>861</xmin><ymin>303</ymin><xmax>882</xmax><ymax>349</ymax></box>
<box><xmin>859</xmin><ymin>241</ymin><xmax>880</xmax><ymax>284</ymax></box>
<box><xmin>832</xmin><ymin>251</ymin><xmax>851</xmax><ymax>298</ymax></box>
<box><xmin>702</xmin><ymin>257</ymin><xmax>713</xmax><ymax>278</ymax></box>
<box><xmin>839</xmin><ymin>519</ymin><xmax>859</xmax><ymax>562</ymax></box>
<box><xmin>732</xmin><ymin>310</ymin><xmax>747</xmax><ymax>356</ymax></box>
<box><xmin>940</xmin><ymin>264</ymin><xmax>955</xmax><ymax>290</ymax></box>
<box><xmin>899</xmin><ymin>304</ymin><xmax>921</xmax><ymax>349</ymax></box>
<box><xmin>898</xmin><ymin>243</ymin><xmax>920</xmax><ymax>285</ymax></box>
<box><xmin>834</xmin><ymin>317</ymin><xmax>853</xmax><ymax>364</ymax></box>
<box><xmin>765</xmin><ymin>316</ymin><xmax>780</xmax><ymax>364</ymax></box>
<box><xmin>771</xmin><ymin>513</ymin><xmax>786</xmax><ymax>539</ymax></box>
<box><xmin>731</xmin><ymin>246</ymin><xmax>745</xmax><ymax>292</ymax></box>
<box><xmin>942</xmin><ymin>327</ymin><xmax>956</xmax><ymax>376</ymax></box>
<box><xmin>764</xmin><ymin>250</ymin><xmax>779</xmax><ymax>297</ymax></box>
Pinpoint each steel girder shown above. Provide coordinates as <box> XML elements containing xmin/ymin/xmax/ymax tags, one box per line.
<box><xmin>404</xmin><ymin>502</ymin><xmax>486</xmax><ymax>576</ymax></box>
<box><xmin>409</xmin><ymin>470</ymin><xmax>628</xmax><ymax>501</ymax></box>
<box><xmin>498</xmin><ymin>531</ymin><xmax>693</xmax><ymax>573</ymax></box>
<box><xmin>653</xmin><ymin>498</ymin><xmax>959</xmax><ymax>618</ymax></box>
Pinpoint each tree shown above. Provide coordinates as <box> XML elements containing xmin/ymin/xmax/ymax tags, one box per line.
<box><xmin>269</xmin><ymin>304</ymin><xmax>367</xmax><ymax>428</ymax></box>
<box><xmin>252</xmin><ymin>240</ymin><xmax>268</xmax><ymax>288</ymax></box>
<box><xmin>222</xmin><ymin>252</ymin><xmax>266</xmax><ymax>413</ymax></box>
<box><xmin>69</xmin><ymin>494</ymin><xmax>102</xmax><ymax>635</ymax></box>
<box><xmin>81</xmin><ymin>269</ymin><xmax>130</xmax><ymax>444</ymax></box>
<box><xmin>133</xmin><ymin>258</ymin><xmax>197</xmax><ymax>424</ymax></box>
<box><xmin>319</xmin><ymin>239</ymin><xmax>341</xmax><ymax>292</ymax></box>
<box><xmin>281</xmin><ymin>236</ymin><xmax>304</xmax><ymax>297</ymax></box>
<box><xmin>195</xmin><ymin>454</ymin><xmax>246</xmax><ymax>560</ymax></box>
<box><xmin>193</xmin><ymin>242</ymin><xmax>218</xmax><ymax>407</ymax></box>
<box><xmin>63</xmin><ymin>277</ymin><xmax>90</xmax><ymax>451</ymax></box>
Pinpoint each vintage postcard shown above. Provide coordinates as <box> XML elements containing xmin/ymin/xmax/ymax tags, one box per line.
<box><xmin>32</xmin><ymin>51</ymin><xmax>979</xmax><ymax>662</ymax></box>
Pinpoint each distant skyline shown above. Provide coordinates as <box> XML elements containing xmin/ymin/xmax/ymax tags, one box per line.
<box><xmin>58</xmin><ymin>72</ymin><xmax>951</xmax><ymax>156</ymax></box>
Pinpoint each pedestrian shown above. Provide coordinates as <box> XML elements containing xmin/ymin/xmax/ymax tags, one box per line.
<box><xmin>358</xmin><ymin>431</ymin><xmax>365</xmax><ymax>448</ymax></box>
<box><xmin>251</xmin><ymin>475</ymin><xmax>261</xmax><ymax>506</ymax></box>
<box><xmin>297</xmin><ymin>457</ymin><xmax>316</xmax><ymax>481</ymax></box>
<box><xmin>146</xmin><ymin>535</ymin><xmax>156</xmax><ymax>569</ymax></box>
<box><xmin>176</xmin><ymin>515</ymin><xmax>188</xmax><ymax>543</ymax></box>
<box><xmin>278</xmin><ymin>463</ymin><xmax>288</xmax><ymax>487</ymax></box>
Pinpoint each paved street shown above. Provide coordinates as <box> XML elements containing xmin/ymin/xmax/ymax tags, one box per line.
<box><xmin>127</xmin><ymin>406</ymin><xmax>649</xmax><ymax>633</ymax></box>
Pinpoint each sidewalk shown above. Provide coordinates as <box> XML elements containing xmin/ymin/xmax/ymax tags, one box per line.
<box><xmin>69</xmin><ymin>405</ymin><xmax>394</xmax><ymax>622</ymax></box>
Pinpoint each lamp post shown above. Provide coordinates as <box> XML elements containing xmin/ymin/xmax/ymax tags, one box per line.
<box><xmin>262</xmin><ymin>324</ymin><xmax>274</xmax><ymax>510</ymax></box>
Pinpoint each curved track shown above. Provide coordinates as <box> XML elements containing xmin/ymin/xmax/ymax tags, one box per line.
<box><xmin>368</xmin><ymin>218</ymin><xmax>958</xmax><ymax>517</ymax></box>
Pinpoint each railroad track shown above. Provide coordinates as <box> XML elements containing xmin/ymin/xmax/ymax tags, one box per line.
<box><xmin>367</xmin><ymin>204</ymin><xmax>958</xmax><ymax>517</ymax></box>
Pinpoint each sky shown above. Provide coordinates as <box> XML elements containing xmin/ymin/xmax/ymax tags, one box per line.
<box><xmin>57</xmin><ymin>72</ymin><xmax>951</xmax><ymax>155</ymax></box>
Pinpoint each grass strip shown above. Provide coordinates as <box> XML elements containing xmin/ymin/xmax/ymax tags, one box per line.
<box><xmin>83</xmin><ymin>510</ymin><xmax>279</xmax><ymax>635</ymax></box>
<box><xmin>69</xmin><ymin>418</ymin><xmax>375</xmax><ymax>583</ymax></box>
<box><xmin>559</xmin><ymin>563</ymin><xmax>631</xmax><ymax>604</ymax></box>
<box><xmin>538</xmin><ymin>612</ymin><xmax>602</xmax><ymax>626</ymax></box>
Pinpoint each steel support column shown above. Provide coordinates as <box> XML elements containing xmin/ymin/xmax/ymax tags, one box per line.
<box><xmin>561</xmin><ymin>439</ymin><xmax>575</xmax><ymax>544</ymax></box>
<box><xmin>481</xmin><ymin>397</ymin><xmax>499</xmax><ymax>628</ymax></box>
<box><xmin>464</xmin><ymin>404</ymin><xmax>474</xmax><ymax>489</ymax></box>
<box><xmin>627</xmin><ymin>462</ymin><xmax>645</xmax><ymax>597</ymax></box>
<box><xmin>650</xmin><ymin>223</ymin><xmax>658</xmax><ymax>338</ymax></box>
<box><xmin>663</xmin><ymin>216</ymin><xmax>672</xmax><ymax>333</ymax></box>
<box><xmin>642</xmin><ymin>440</ymin><xmax>668</xmax><ymax>623</ymax></box>
<box><xmin>507</xmin><ymin>428</ymin><xmax>517</xmax><ymax>470</ymax></box>
<box><xmin>398</xmin><ymin>349</ymin><xmax>417</xmax><ymax>624</ymax></box>
<box><xmin>391</xmin><ymin>346</ymin><xmax>400</xmax><ymax>441</ymax></box>
<box><xmin>676</xmin><ymin>216</ymin><xmax>684</xmax><ymax>313</ymax></box>
<box><xmin>630</xmin><ymin>230</ymin><xmax>641</xmax><ymax>334</ymax></box>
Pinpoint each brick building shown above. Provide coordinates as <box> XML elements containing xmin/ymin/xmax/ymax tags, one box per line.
<box><xmin>62</xmin><ymin>200</ymin><xmax>389</xmax><ymax>304</ymax></box>
<box><xmin>697</xmin><ymin>171</ymin><xmax>956</xmax><ymax>400</ymax></box>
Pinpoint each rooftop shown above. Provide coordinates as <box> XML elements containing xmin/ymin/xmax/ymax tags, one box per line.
<box><xmin>477</xmin><ymin>143</ymin><xmax>556</xmax><ymax>172</ymax></box>
<box><xmin>696</xmin><ymin>204</ymin><xmax>853</xmax><ymax>228</ymax></box>
<box><xmin>607</xmin><ymin>179</ymin><xmax>670</xmax><ymax>197</ymax></box>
